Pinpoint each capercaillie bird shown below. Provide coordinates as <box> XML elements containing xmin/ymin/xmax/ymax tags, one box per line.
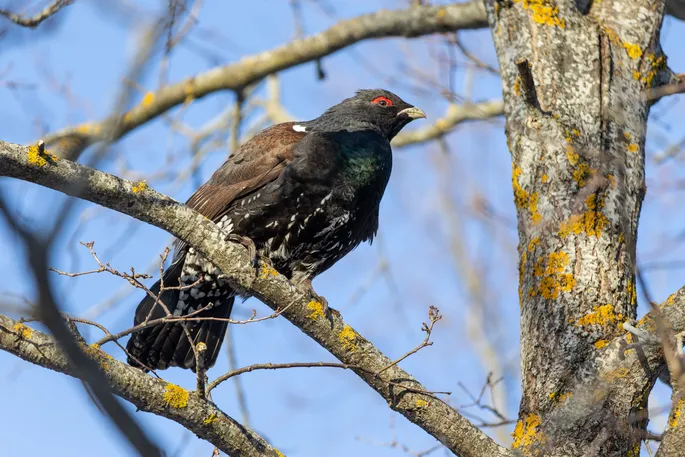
<box><xmin>126</xmin><ymin>89</ymin><xmax>426</xmax><ymax>371</ymax></box>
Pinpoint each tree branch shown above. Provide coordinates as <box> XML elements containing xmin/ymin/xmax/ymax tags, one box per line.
<box><xmin>0</xmin><ymin>314</ymin><xmax>285</xmax><ymax>457</ymax></box>
<box><xmin>0</xmin><ymin>139</ymin><xmax>510</xmax><ymax>457</ymax></box>
<box><xmin>0</xmin><ymin>0</ymin><xmax>73</xmax><ymax>28</ymax></box>
<box><xmin>42</xmin><ymin>1</ymin><xmax>488</xmax><ymax>161</ymax></box>
<box><xmin>392</xmin><ymin>100</ymin><xmax>503</xmax><ymax>147</ymax></box>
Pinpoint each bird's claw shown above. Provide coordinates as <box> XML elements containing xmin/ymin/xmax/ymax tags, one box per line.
<box><xmin>310</xmin><ymin>290</ymin><xmax>330</xmax><ymax>316</ymax></box>
<box><xmin>302</xmin><ymin>281</ymin><xmax>337</xmax><ymax>318</ymax></box>
<box><xmin>225</xmin><ymin>234</ymin><xmax>259</xmax><ymax>268</ymax></box>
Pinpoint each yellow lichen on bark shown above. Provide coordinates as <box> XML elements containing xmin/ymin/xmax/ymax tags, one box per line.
<box><xmin>163</xmin><ymin>383</ymin><xmax>189</xmax><ymax>408</ymax></box>
<box><xmin>623</xmin><ymin>42</ymin><xmax>642</xmax><ymax>59</ymax></box>
<box><xmin>558</xmin><ymin>194</ymin><xmax>609</xmax><ymax>238</ymax></box>
<box><xmin>666</xmin><ymin>292</ymin><xmax>678</xmax><ymax>306</ymax></box>
<box><xmin>183</xmin><ymin>79</ymin><xmax>196</xmax><ymax>105</ymax></box>
<box><xmin>132</xmin><ymin>180</ymin><xmax>148</xmax><ymax>193</ymax></box>
<box><xmin>76</xmin><ymin>123</ymin><xmax>101</xmax><ymax>135</ymax></box>
<box><xmin>515</xmin><ymin>0</ymin><xmax>565</xmax><ymax>27</ymax></box>
<box><xmin>573</xmin><ymin>163</ymin><xmax>593</xmax><ymax>187</ymax></box>
<box><xmin>565</xmin><ymin>132</ymin><xmax>597</xmax><ymax>188</ymax></box>
<box><xmin>566</xmin><ymin>144</ymin><xmax>579</xmax><ymax>166</ymax></box>
<box><xmin>12</xmin><ymin>323</ymin><xmax>32</xmax><ymax>339</ymax></box>
<box><xmin>85</xmin><ymin>343</ymin><xmax>114</xmax><ymax>370</ymax></box>
<box><xmin>415</xmin><ymin>399</ymin><xmax>429</xmax><ymax>408</ymax></box>
<box><xmin>27</xmin><ymin>144</ymin><xmax>58</xmax><ymax>167</ymax></box>
<box><xmin>530</xmin><ymin>251</ymin><xmax>575</xmax><ymax>299</ymax></box>
<box><xmin>627</xmin><ymin>280</ymin><xmax>637</xmax><ymax>305</ymax></box>
<box><xmin>519</xmin><ymin>251</ymin><xmax>528</xmax><ymax>305</ymax></box>
<box><xmin>633</xmin><ymin>53</ymin><xmax>667</xmax><ymax>86</ymax></box>
<box><xmin>529</xmin><ymin>193</ymin><xmax>542</xmax><ymax>224</ymax></box>
<box><xmin>575</xmin><ymin>304</ymin><xmax>624</xmax><ymax>328</ymax></box>
<box><xmin>636</xmin><ymin>313</ymin><xmax>656</xmax><ymax>332</ymax></box>
<box><xmin>594</xmin><ymin>339</ymin><xmax>610</xmax><ymax>349</ymax></box>
<box><xmin>141</xmin><ymin>92</ymin><xmax>155</xmax><ymax>108</ymax></box>
<box><xmin>627</xmin><ymin>143</ymin><xmax>639</xmax><ymax>153</ymax></box>
<box><xmin>512</xmin><ymin>166</ymin><xmax>542</xmax><ymax>224</ymax></box>
<box><xmin>548</xmin><ymin>391</ymin><xmax>572</xmax><ymax>404</ymax></box>
<box><xmin>339</xmin><ymin>325</ymin><xmax>358</xmax><ymax>352</ymax></box>
<box><xmin>602</xmin><ymin>367</ymin><xmax>630</xmax><ymax>381</ymax></box>
<box><xmin>259</xmin><ymin>264</ymin><xmax>279</xmax><ymax>279</ymax></box>
<box><xmin>625</xmin><ymin>443</ymin><xmax>641</xmax><ymax>457</ymax></box>
<box><xmin>203</xmin><ymin>413</ymin><xmax>219</xmax><ymax>425</ymax></box>
<box><xmin>512</xmin><ymin>413</ymin><xmax>544</xmax><ymax>454</ymax></box>
<box><xmin>668</xmin><ymin>398</ymin><xmax>684</xmax><ymax>428</ymax></box>
<box><xmin>306</xmin><ymin>300</ymin><xmax>325</xmax><ymax>320</ymax></box>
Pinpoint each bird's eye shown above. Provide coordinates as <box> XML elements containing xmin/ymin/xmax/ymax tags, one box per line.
<box><xmin>371</xmin><ymin>96</ymin><xmax>393</xmax><ymax>107</ymax></box>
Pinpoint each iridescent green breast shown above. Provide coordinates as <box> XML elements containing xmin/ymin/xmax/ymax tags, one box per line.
<box><xmin>334</xmin><ymin>131</ymin><xmax>392</xmax><ymax>189</ymax></box>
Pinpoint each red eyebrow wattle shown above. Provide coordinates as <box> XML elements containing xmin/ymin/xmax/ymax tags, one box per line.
<box><xmin>371</xmin><ymin>96</ymin><xmax>393</xmax><ymax>106</ymax></box>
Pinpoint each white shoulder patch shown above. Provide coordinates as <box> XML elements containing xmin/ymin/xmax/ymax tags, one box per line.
<box><xmin>292</xmin><ymin>124</ymin><xmax>307</xmax><ymax>132</ymax></box>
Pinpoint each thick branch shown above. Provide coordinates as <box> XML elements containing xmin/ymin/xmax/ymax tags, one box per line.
<box><xmin>43</xmin><ymin>1</ymin><xmax>488</xmax><ymax>160</ymax></box>
<box><xmin>0</xmin><ymin>314</ymin><xmax>284</xmax><ymax>457</ymax></box>
<box><xmin>536</xmin><ymin>285</ymin><xmax>685</xmax><ymax>457</ymax></box>
<box><xmin>0</xmin><ymin>140</ymin><xmax>509</xmax><ymax>457</ymax></box>
<box><xmin>585</xmin><ymin>287</ymin><xmax>685</xmax><ymax>457</ymax></box>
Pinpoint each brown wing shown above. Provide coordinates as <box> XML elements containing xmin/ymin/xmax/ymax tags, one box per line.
<box><xmin>186</xmin><ymin>122</ymin><xmax>305</xmax><ymax>221</ymax></box>
<box><xmin>171</xmin><ymin>122</ymin><xmax>305</xmax><ymax>259</ymax></box>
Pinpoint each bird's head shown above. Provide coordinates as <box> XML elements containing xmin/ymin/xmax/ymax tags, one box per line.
<box><xmin>305</xmin><ymin>89</ymin><xmax>426</xmax><ymax>141</ymax></box>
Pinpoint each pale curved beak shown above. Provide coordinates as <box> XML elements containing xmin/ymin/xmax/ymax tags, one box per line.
<box><xmin>397</xmin><ymin>106</ymin><xmax>426</xmax><ymax>120</ymax></box>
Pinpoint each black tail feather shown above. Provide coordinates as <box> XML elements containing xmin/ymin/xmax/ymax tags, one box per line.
<box><xmin>126</xmin><ymin>257</ymin><xmax>234</xmax><ymax>371</ymax></box>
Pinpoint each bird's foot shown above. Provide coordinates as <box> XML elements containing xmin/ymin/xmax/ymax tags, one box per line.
<box><xmin>225</xmin><ymin>234</ymin><xmax>259</xmax><ymax>268</ymax></box>
<box><xmin>301</xmin><ymin>279</ymin><xmax>336</xmax><ymax>318</ymax></box>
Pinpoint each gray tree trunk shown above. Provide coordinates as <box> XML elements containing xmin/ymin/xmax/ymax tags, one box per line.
<box><xmin>483</xmin><ymin>0</ymin><xmax>672</xmax><ymax>455</ymax></box>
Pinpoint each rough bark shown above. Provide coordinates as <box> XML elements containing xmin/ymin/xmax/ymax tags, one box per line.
<box><xmin>0</xmin><ymin>139</ymin><xmax>510</xmax><ymax>457</ymax></box>
<box><xmin>483</xmin><ymin>0</ymin><xmax>672</xmax><ymax>455</ymax></box>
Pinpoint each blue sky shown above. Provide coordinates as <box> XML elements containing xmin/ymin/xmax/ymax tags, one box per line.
<box><xmin>1</xmin><ymin>1</ymin><xmax>684</xmax><ymax>456</ymax></box>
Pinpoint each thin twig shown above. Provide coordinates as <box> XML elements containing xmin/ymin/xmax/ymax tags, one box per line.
<box><xmin>376</xmin><ymin>306</ymin><xmax>441</xmax><ymax>375</ymax></box>
<box><xmin>207</xmin><ymin>360</ymin><xmax>451</xmax><ymax>397</ymax></box>
<box><xmin>0</xmin><ymin>0</ymin><xmax>73</xmax><ymax>28</ymax></box>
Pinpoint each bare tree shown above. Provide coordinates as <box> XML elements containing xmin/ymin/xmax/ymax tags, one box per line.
<box><xmin>1</xmin><ymin>1</ymin><xmax>684</xmax><ymax>456</ymax></box>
